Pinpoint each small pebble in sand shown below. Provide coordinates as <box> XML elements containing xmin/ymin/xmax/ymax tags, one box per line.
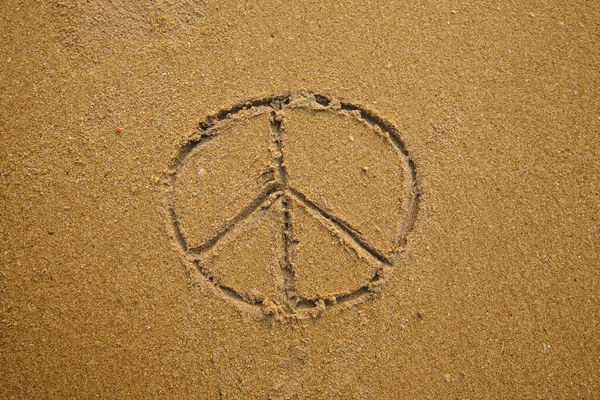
<box><xmin>198</xmin><ymin>168</ymin><xmax>206</xmax><ymax>178</ymax></box>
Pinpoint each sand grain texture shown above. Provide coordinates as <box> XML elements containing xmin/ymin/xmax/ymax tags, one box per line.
<box><xmin>1</xmin><ymin>0</ymin><xmax>599</xmax><ymax>398</ymax></box>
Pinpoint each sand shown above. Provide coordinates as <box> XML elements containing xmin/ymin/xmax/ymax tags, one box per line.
<box><xmin>1</xmin><ymin>1</ymin><xmax>599</xmax><ymax>398</ymax></box>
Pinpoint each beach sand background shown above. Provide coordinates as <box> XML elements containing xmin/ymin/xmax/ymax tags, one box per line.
<box><xmin>1</xmin><ymin>1</ymin><xmax>599</xmax><ymax>398</ymax></box>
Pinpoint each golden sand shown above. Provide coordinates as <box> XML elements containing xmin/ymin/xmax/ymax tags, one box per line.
<box><xmin>1</xmin><ymin>1</ymin><xmax>599</xmax><ymax>398</ymax></box>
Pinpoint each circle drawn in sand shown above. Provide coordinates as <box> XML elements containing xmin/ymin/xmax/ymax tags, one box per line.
<box><xmin>165</xmin><ymin>92</ymin><xmax>418</xmax><ymax>319</ymax></box>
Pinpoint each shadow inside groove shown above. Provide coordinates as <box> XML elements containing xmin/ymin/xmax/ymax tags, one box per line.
<box><xmin>166</xmin><ymin>91</ymin><xmax>419</xmax><ymax>318</ymax></box>
<box><xmin>185</xmin><ymin>184</ymin><xmax>283</xmax><ymax>255</ymax></box>
<box><xmin>287</xmin><ymin>187</ymin><xmax>392</xmax><ymax>265</ymax></box>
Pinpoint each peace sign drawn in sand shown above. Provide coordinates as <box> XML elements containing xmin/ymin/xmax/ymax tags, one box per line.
<box><xmin>165</xmin><ymin>92</ymin><xmax>418</xmax><ymax>319</ymax></box>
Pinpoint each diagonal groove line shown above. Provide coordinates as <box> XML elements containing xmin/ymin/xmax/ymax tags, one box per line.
<box><xmin>287</xmin><ymin>187</ymin><xmax>392</xmax><ymax>265</ymax></box>
<box><xmin>194</xmin><ymin>260</ymin><xmax>259</xmax><ymax>304</ymax></box>
<box><xmin>186</xmin><ymin>184</ymin><xmax>283</xmax><ymax>255</ymax></box>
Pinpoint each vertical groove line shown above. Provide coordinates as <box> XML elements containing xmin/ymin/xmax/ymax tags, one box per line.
<box><xmin>269</xmin><ymin>105</ymin><xmax>297</xmax><ymax>308</ymax></box>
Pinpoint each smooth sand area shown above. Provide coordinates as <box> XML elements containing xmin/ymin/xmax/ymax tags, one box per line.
<box><xmin>1</xmin><ymin>1</ymin><xmax>599</xmax><ymax>398</ymax></box>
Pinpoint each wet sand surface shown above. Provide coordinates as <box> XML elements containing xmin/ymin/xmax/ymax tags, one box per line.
<box><xmin>1</xmin><ymin>1</ymin><xmax>599</xmax><ymax>398</ymax></box>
